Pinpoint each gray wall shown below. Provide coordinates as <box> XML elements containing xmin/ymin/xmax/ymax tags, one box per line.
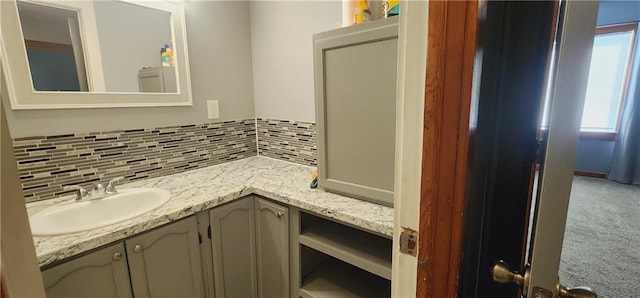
<box><xmin>250</xmin><ymin>1</ymin><xmax>340</xmax><ymax>123</ymax></box>
<box><xmin>574</xmin><ymin>0</ymin><xmax>640</xmax><ymax>174</ymax></box>
<box><xmin>94</xmin><ymin>1</ymin><xmax>172</xmax><ymax>92</ymax></box>
<box><xmin>19</xmin><ymin>14</ymin><xmax>72</xmax><ymax>45</ymax></box>
<box><xmin>596</xmin><ymin>0</ymin><xmax>640</xmax><ymax>26</ymax></box>
<box><xmin>3</xmin><ymin>1</ymin><xmax>255</xmax><ymax>138</ymax></box>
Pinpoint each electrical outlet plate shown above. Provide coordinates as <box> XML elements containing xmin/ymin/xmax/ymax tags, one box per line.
<box><xmin>207</xmin><ymin>100</ymin><xmax>219</xmax><ymax>119</ymax></box>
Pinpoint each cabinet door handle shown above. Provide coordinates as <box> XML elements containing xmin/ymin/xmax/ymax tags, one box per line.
<box><xmin>134</xmin><ymin>244</ymin><xmax>143</xmax><ymax>253</ymax></box>
<box><xmin>276</xmin><ymin>211</ymin><xmax>285</xmax><ymax>218</ymax></box>
<box><xmin>113</xmin><ymin>252</ymin><xmax>123</xmax><ymax>261</ymax></box>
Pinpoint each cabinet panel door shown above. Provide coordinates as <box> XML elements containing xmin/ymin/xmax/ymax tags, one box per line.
<box><xmin>42</xmin><ymin>242</ymin><xmax>132</xmax><ymax>298</ymax></box>
<box><xmin>197</xmin><ymin>211</ymin><xmax>216</xmax><ymax>298</ymax></box>
<box><xmin>126</xmin><ymin>216</ymin><xmax>204</xmax><ymax>298</ymax></box>
<box><xmin>255</xmin><ymin>198</ymin><xmax>290</xmax><ymax>298</ymax></box>
<box><xmin>314</xmin><ymin>18</ymin><xmax>398</xmax><ymax>206</ymax></box>
<box><xmin>210</xmin><ymin>198</ymin><xmax>257</xmax><ymax>298</ymax></box>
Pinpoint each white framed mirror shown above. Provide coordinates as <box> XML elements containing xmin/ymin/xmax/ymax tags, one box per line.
<box><xmin>0</xmin><ymin>0</ymin><xmax>192</xmax><ymax>109</ymax></box>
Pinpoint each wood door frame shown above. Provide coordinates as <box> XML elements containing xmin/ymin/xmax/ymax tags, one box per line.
<box><xmin>416</xmin><ymin>0</ymin><xmax>479</xmax><ymax>296</ymax></box>
<box><xmin>417</xmin><ymin>1</ymin><xmax>558</xmax><ymax>297</ymax></box>
<box><xmin>391</xmin><ymin>1</ymin><xmax>429</xmax><ymax>297</ymax></box>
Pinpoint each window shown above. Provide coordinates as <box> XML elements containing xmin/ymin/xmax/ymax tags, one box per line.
<box><xmin>541</xmin><ymin>23</ymin><xmax>637</xmax><ymax>135</ymax></box>
<box><xmin>582</xmin><ymin>24</ymin><xmax>637</xmax><ymax>132</ymax></box>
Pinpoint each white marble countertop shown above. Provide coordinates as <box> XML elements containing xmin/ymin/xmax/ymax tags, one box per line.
<box><xmin>27</xmin><ymin>156</ymin><xmax>394</xmax><ymax>267</ymax></box>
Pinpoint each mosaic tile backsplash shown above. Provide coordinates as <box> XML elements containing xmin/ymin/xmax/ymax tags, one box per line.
<box><xmin>257</xmin><ymin>118</ymin><xmax>317</xmax><ymax>166</ymax></box>
<box><xmin>14</xmin><ymin>119</ymin><xmax>257</xmax><ymax>202</ymax></box>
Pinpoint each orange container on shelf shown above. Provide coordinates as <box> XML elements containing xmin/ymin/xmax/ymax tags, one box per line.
<box><xmin>353</xmin><ymin>0</ymin><xmax>371</xmax><ymax>25</ymax></box>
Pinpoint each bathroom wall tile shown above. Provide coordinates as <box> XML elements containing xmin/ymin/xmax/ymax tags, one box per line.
<box><xmin>256</xmin><ymin>118</ymin><xmax>317</xmax><ymax>166</ymax></box>
<box><xmin>13</xmin><ymin>119</ymin><xmax>257</xmax><ymax>202</ymax></box>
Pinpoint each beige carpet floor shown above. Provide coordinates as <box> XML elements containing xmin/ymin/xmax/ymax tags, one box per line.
<box><xmin>559</xmin><ymin>176</ymin><xmax>640</xmax><ymax>298</ymax></box>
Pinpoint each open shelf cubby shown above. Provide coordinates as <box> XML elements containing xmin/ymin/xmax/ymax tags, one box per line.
<box><xmin>298</xmin><ymin>212</ymin><xmax>392</xmax><ymax>298</ymax></box>
<box><xmin>299</xmin><ymin>246</ymin><xmax>391</xmax><ymax>298</ymax></box>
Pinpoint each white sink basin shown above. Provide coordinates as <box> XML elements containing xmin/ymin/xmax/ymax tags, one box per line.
<box><xmin>30</xmin><ymin>188</ymin><xmax>171</xmax><ymax>236</ymax></box>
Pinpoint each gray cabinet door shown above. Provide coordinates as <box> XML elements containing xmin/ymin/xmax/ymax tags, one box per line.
<box><xmin>197</xmin><ymin>211</ymin><xmax>216</xmax><ymax>298</ymax></box>
<box><xmin>255</xmin><ymin>198</ymin><xmax>290</xmax><ymax>298</ymax></box>
<box><xmin>314</xmin><ymin>18</ymin><xmax>398</xmax><ymax>206</ymax></box>
<box><xmin>126</xmin><ymin>216</ymin><xmax>204</xmax><ymax>298</ymax></box>
<box><xmin>42</xmin><ymin>242</ymin><xmax>132</xmax><ymax>298</ymax></box>
<box><xmin>210</xmin><ymin>197</ymin><xmax>258</xmax><ymax>298</ymax></box>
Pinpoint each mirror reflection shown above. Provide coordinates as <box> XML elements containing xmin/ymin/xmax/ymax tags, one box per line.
<box><xmin>17</xmin><ymin>0</ymin><xmax>177</xmax><ymax>93</ymax></box>
<box><xmin>17</xmin><ymin>2</ymin><xmax>87</xmax><ymax>91</ymax></box>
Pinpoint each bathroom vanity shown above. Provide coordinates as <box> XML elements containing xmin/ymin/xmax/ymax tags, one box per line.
<box><xmin>29</xmin><ymin>156</ymin><xmax>394</xmax><ymax>298</ymax></box>
<box><xmin>41</xmin><ymin>217</ymin><xmax>203</xmax><ymax>298</ymax></box>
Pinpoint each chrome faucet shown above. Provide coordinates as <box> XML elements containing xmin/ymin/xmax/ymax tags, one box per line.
<box><xmin>106</xmin><ymin>177</ymin><xmax>124</xmax><ymax>194</ymax></box>
<box><xmin>63</xmin><ymin>185</ymin><xmax>89</xmax><ymax>201</ymax></box>
<box><xmin>63</xmin><ymin>177</ymin><xmax>125</xmax><ymax>201</ymax></box>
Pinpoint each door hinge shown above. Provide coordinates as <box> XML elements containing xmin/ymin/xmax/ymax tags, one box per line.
<box><xmin>198</xmin><ymin>232</ymin><xmax>202</xmax><ymax>244</ymax></box>
<box><xmin>207</xmin><ymin>225</ymin><xmax>211</xmax><ymax>239</ymax></box>
<box><xmin>399</xmin><ymin>229</ymin><xmax>417</xmax><ymax>256</ymax></box>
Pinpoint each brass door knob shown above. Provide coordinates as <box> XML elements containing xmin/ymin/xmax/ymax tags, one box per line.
<box><xmin>492</xmin><ymin>261</ymin><xmax>597</xmax><ymax>298</ymax></box>
<box><xmin>276</xmin><ymin>211</ymin><xmax>285</xmax><ymax>218</ymax></box>
<box><xmin>557</xmin><ymin>283</ymin><xmax>597</xmax><ymax>298</ymax></box>
<box><xmin>112</xmin><ymin>252</ymin><xmax>123</xmax><ymax>261</ymax></box>
<box><xmin>491</xmin><ymin>261</ymin><xmax>529</xmax><ymax>293</ymax></box>
<box><xmin>134</xmin><ymin>244</ymin><xmax>143</xmax><ymax>253</ymax></box>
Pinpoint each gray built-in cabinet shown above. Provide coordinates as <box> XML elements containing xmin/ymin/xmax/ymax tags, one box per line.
<box><xmin>296</xmin><ymin>211</ymin><xmax>392</xmax><ymax>298</ymax></box>
<box><xmin>42</xmin><ymin>216</ymin><xmax>203</xmax><ymax>298</ymax></box>
<box><xmin>209</xmin><ymin>196</ymin><xmax>290</xmax><ymax>298</ymax></box>
<box><xmin>41</xmin><ymin>195</ymin><xmax>391</xmax><ymax>298</ymax></box>
<box><xmin>314</xmin><ymin>17</ymin><xmax>399</xmax><ymax>207</ymax></box>
<box><xmin>138</xmin><ymin>66</ymin><xmax>177</xmax><ymax>93</ymax></box>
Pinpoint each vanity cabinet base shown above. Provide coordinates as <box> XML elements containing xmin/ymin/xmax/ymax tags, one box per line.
<box><xmin>42</xmin><ymin>216</ymin><xmax>204</xmax><ymax>298</ymax></box>
<box><xmin>42</xmin><ymin>243</ymin><xmax>132</xmax><ymax>298</ymax></box>
<box><xmin>40</xmin><ymin>196</ymin><xmax>389</xmax><ymax>298</ymax></box>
